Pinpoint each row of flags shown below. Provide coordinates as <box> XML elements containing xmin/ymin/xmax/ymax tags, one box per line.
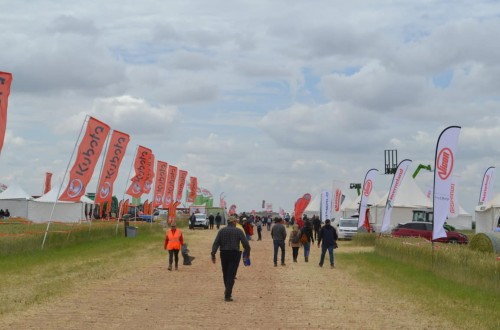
<box><xmin>58</xmin><ymin>116</ymin><xmax>199</xmax><ymax>219</ymax></box>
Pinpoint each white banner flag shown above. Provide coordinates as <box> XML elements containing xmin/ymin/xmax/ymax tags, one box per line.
<box><xmin>332</xmin><ymin>180</ymin><xmax>347</xmax><ymax>221</ymax></box>
<box><xmin>358</xmin><ymin>169</ymin><xmax>378</xmax><ymax>229</ymax></box>
<box><xmin>478</xmin><ymin>166</ymin><xmax>495</xmax><ymax>205</ymax></box>
<box><xmin>320</xmin><ymin>190</ymin><xmax>332</xmax><ymax>222</ymax></box>
<box><xmin>433</xmin><ymin>126</ymin><xmax>461</xmax><ymax>240</ymax></box>
<box><xmin>381</xmin><ymin>159</ymin><xmax>412</xmax><ymax>233</ymax></box>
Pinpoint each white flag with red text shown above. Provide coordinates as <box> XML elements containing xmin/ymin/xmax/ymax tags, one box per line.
<box><xmin>433</xmin><ymin>126</ymin><xmax>461</xmax><ymax>240</ymax></box>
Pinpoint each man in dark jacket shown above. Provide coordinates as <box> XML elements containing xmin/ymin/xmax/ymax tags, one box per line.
<box><xmin>317</xmin><ymin>219</ymin><xmax>338</xmax><ymax>268</ymax></box>
<box><xmin>312</xmin><ymin>215</ymin><xmax>322</xmax><ymax>240</ymax></box>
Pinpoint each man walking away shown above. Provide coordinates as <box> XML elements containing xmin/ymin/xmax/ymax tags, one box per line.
<box><xmin>271</xmin><ymin>217</ymin><xmax>287</xmax><ymax>266</ymax></box>
<box><xmin>215</xmin><ymin>212</ymin><xmax>222</xmax><ymax>229</ymax></box>
<box><xmin>209</xmin><ymin>213</ymin><xmax>215</xmax><ymax>229</ymax></box>
<box><xmin>211</xmin><ymin>216</ymin><xmax>251</xmax><ymax>302</ymax></box>
<box><xmin>189</xmin><ymin>212</ymin><xmax>196</xmax><ymax>230</ymax></box>
<box><xmin>312</xmin><ymin>215</ymin><xmax>321</xmax><ymax>240</ymax></box>
<box><xmin>317</xmin><ymin>219</ymin><xmax>338</xmax><ymax>268</ymax></box>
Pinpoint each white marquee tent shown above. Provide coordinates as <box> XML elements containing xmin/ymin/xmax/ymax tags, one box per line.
<box><xmin>475</xmin><ymin>193</ymin><xmax>500</xmax><ymax>233</ymax></box>
<box><xmin>370</xmin><ymin>175</ymin><xmax>473</xmax><ymax>231</ymax></box>
<box><xmin>342</xmin><ymin>190</ymin><xmax>381</xmax><ymax>218</ymax></box>
<box><xmin>0</xmin><ymin>183</ymin><xmax>94</xmax><ymax>223</ymax></box>
<box><xmin>0</xmin><ymin>182</ymin><xmax>33</xmax><ymax>218</ymax></box>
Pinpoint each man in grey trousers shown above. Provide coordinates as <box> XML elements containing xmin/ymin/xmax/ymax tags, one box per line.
<box><xmin>270</xmin><ymin>217</ymin><xmax>287</xmax><ymax>266</ymax></box>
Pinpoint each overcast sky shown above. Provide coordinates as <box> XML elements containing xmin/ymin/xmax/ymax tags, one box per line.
<box><xmin>1</xmin><ymin>1</ymin><xmax>500</xmax><ymax>215</ymax></box>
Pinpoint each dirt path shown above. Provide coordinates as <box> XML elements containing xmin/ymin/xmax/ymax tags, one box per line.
<box><xmin>1</xmin><ymin>226</ymin><xmax>456</xmax><ymax>329</ymax></box>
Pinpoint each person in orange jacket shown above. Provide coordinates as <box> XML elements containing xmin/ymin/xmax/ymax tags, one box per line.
<box><xmin>164</xmin><ymin>221</ymin><xmax>184</xmax><ymax>271</ymax></box>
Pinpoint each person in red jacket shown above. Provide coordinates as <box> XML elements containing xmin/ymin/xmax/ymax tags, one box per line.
<box><xmin>164</xmin><ymin>222</ymin><xmax>184</xmax><ymax>271</ymax></box>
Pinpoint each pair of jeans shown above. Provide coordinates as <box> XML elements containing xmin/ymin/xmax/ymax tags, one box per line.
<box><xmin>303</xmin><ymin>242</ymin><xmax>311</xmax><ymax>258</ymax></box>
<box><xmin>292</xmin><ymin>247</ymin><xmax>299</xmax><ymax>261</ymax></box>
<box><xmin>319</xmin><ymin>245</ymin><xmax>334</xmax><ymax>266</ymax></box>
<box><xmin>220</xmin><ymin>250</ymin><xmax>241</xmax><ymax>299</ymax></box>
<box><xmin>257</xmin><ymin>227</ymin><xmax>262</xmax><ymax>240</ymax></box>
<box><xmin>273</xmin><ymin>240</ymin><xmax>285</xmax><ymax>264</ymax></box>
<box><xmin>168</xmin><ymin>249</ymin><xmax>180</xmax><ymax>267</ymax></box>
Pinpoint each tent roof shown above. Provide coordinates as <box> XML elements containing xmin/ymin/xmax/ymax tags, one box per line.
<box><xmin>0</xmin><ymin>182</ymin><xmax>33</xmax><ymax>200</ymax></box>
<box><xmin>344</xmin><ymin>190</ymin><xmax>381</xmax><ymax>211</ymax></box>
<box><xmin>374</xmin><ymin>175</ymin><xmax>432</xmax><ymax>208</ymax></box>
<box><xmin>304</xmin><ymin>194</ymin><xmax>320</xmax><ymax>212</ymax></box>
<box><xmin>35</xmin><ymin>188</ymin><xmax>94</xmax><ymax>204</ymax></box>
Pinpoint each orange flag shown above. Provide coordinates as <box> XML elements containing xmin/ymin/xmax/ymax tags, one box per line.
<box><xmin>126</xmin><ymin>146</ymin><xmax>152</xmax><ymax>198</ymax></box>
<box><xmin>176</xmin><ymin>170</ymin><xmax>188</xmax><ymax>203</ymax></box>
<box><xmin>60</xmin><ymin>117</ymin><xmax>110</xmax><ymax>201</ymax></box>
<box><xmin>187</xmin><ymin>176</ymin><xmax>197</xmax><ymax>203</ymax></box>
<box><xmin>44</xmin><ymin>172</ymin><xmax>53</xmax><ymax>194</ymax></box>
<box><xmin>153</xmin><ymin>161</ymin><xmax>168</xmax><ymax>208</ymax></box>
<box><xmin>95</xmin><ymin>130</ymin><xmax>130</xmax><ymax>205</ymax></box>
<box><xmin>142</xmin><ymin>153</ymin><xmax>155</xmax><ymax>194</ymax></box>
<box><xmin>163</xmin><ymin>165</ymin><xmax>178</xmax><ymax>208</ymax></box>
<box><xmin>0</xmin><ymin>71</ymin><xmax>13</xmax><ymax>155</ymax></box>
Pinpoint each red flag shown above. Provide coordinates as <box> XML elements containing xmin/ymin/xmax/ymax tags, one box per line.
<box><xmin>142</xmin><ymin>153</ymin><xmax>155</xmax><ymax>194</ymax></box>
<box><xmin>0</xmin><ymin>71</ymin><xmax>13</xmax><ymax>155</ymax></box>
<box><xmin>60</xmin><ymin>117</ymin><xmax>110</xmax><ymax>201</ymax></box>
<box><xmin>187</xmin><ymin>176</ymin><xmax>197</xmax><ymax>203</ymax></box>
<box><xmin>44</xmin><ymin>172</ymin><xmax>53</xmax><ymax>194</ymax></box>
<box><xmin>176</xmin><ymin>170</ymin><xmax>188</xmax><ymax>203</ymax></box>
<box><xmin>126</xmin><ymin>146</ymin><xmax>152</xmax><ymax>198</ymax></box>
<box><xmin>294</xmin><ymin>193</ymin><xmax>311</xmax><ymax>227</ymax></box>
<box><xmin>152</xmin><ymin>161</ymin><xmax>168</xmax><ymax>208</ymax></box>
<box><xmin>95</xmin><ymin>130</ymin><xmax>130</xmax><ymax>205</ymax></box>
<box><xmin>163</xmin><ymin>165</ymin><xmax>178</xmax><ymax>207</ymax></box>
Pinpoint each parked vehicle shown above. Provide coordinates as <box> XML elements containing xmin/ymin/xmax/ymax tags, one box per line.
<box><xmin>391</xmin><ymin>221</ymin><xmax>468</xmax><ymax>244</ymax></box>
<box><xmin>194</xmin><ymin>213</ymin><xmax>209</xmax><ymax>229</ymax></box>
<box><xmin>337</xmin><ymin>218</ymin><xmax>358</xmax><ymax>240</ymax></box>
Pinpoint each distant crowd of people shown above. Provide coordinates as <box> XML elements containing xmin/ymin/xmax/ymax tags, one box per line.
<box><xmin>0</xmin><ymin>209</ymin><xmax>10</xmax><ymax>218</ymax></box>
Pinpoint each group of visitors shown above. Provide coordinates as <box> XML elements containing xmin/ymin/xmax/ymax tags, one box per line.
<box><xmin>164</xmin><ymin>211</ymin><xmax>338</xmax><ymax>302</ymax></box>
<box><xmin>0</xmin><ymin>209</ymin><xmax>10</xmax><ymax>218</ymax></box>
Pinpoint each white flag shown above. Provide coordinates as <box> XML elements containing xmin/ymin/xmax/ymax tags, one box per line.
<box><xmin>478</xmin><ymin>167</ymin><xmax>495</xmax><ymax>205</ymax></box>
<box><xmin>449</xmin><ymin>175</ymin><xmax>459</xmax><ymax>218</ymax></box>
<box><xmin>381</xmin><ymin>159</ymin><xmax>412</xmax><ymax>233</ymax></box>
<box><xmin>320</xmin><ymin>190</ymin><xmax>332</xmax><ymax>222</ymax></box>
<box><xmin>358</xmin><ymin>169</ymin><xmax>378</xmax><ymax>229</ymax></box>
<box><xmin>433</xmin><ymin>126</ymin><xmax>461</xmax><ymax>240</ymax></box>
<box><xmin>331</xmin><ymin>180</ymin><xmax>347</xmax><ymax>221</ymax></box>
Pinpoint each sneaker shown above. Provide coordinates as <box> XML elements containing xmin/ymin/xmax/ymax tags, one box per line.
<box><xmin>281</xmin><ymin>263</ymin><xmax>286</xmax><ymax>266</ymax></box>
<box><xmin>305</xmin><ymin>257</ymin><xmax>308</xmax><ymax>262</ymax></box>
<box><xmin>168</xmin><ymin>265</ymin><xmax>172</xmax><ymax>271</ymax></box>
<box><xmin>331</xmin><ymin>264</ymin><xmax>335</xmax><ymax>269</ymax></box>
<box><xmin>319</xmin><ymin>263</ymin><xmax>323</xmax><ymax>267</ymax></box>
<box><xmin>274</xmin><ymin>263</ymin><xmax>277</xmax><ymax>267</ymax></box>
<box><xmin>224</xmin><ymin>297</ymin><xmax>233</xmax><ymax>302</ymax></box>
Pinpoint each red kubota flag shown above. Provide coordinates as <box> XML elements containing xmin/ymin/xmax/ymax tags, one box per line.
<box><xmin>176</xmin><ymin>170</ymin><xmax>188</xmax><ymax>203</ymax></box>
<box><xmin>44</xmin><ymin>172</ymin><xmax>53</xmax><ymax>194</ymax></box>
<box><xmin>152</xmin><ymin>161</ymin><xmax>168</xmax><ymax>208</ymax></box>
<box><xmin>0</xmin><ymin>71</ymin><xmax>13</xmax><ymax>156</ymax></box>
<box><xmin>126</xmin><ymin>146</ymin><xmax>152</xmax><ymax>198</ymax></box>
<box><xmin>60</xmin><ymin>117</ymin><xmax>110</xmax><ymax>201</ymax></box>
<box><xmin>187</xmin><ymin>176</ymin><xmax>197</xmax><ymax>203</ymax></box>
<box><xmin>95</xmin><ymin>130</ymin><xmax>130</xmax><ymax>205</ymax></box>
<box><xmin>163</xmin><ymin>165</ymin><xmax>178</xmax><ymax>208</ymax></box>
<box><xmin>142</xmin><ymin>153</ymin><xmax>155</xmax><ymax>194</ymax></box>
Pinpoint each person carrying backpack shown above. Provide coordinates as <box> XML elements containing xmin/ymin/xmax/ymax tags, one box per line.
<box><xmin>288</xmin><ymin>224</ymin><xmax>301</xmax><ymax>262</ymax></box>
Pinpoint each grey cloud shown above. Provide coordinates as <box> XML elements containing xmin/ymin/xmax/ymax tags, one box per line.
<box><xmin>48</xmin><ymin>15</ymin><xmax>99</xmax><ymax>36</ymax></box>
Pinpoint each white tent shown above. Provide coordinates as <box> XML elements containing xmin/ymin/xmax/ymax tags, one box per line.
<box><xmin>370</xmin><ymin>176</ymin><xmax>473</xmax><ymax>231</ymax></box>
<box><xmin>370</xmin><ymin>176</ymin><xmax>432</xmax><ymax>231</ymax></box>
<box><xmin>0</xmin><ymin>182</ymin><xmax>33</xmax><ymax>218</ymax></box>
<box><xmin>28</xmin><ymin>189</ymin><xmax>91</xmax><ymax>223</ymax></box>
<box><xmin>475</xmin><ymin>194</ymin><xmax>500</xmax><ymax>233</ymax></box>
<box><xmin>304</xmin><ymin>194</ymin><xmax>320</xmax><ymax>218</ymax></box>
<box><xmin>342</xmin><ymin>190</ymin><xmax>381</xmax><ymax>218</ymax></box>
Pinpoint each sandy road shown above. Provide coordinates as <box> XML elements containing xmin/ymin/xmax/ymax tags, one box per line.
<box><xmin>1</xmin><ymin>225</ymin><xmax>456</xmax><ymax>329</ymax></box>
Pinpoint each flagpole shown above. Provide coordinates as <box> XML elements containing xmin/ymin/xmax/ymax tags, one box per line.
<box><xmin>116</xmin><ymin>145</ymin><xmax>138</xmax><ymax>234</ymax></box>
<box><xmin>42</xmin><ymin>115</ymin><xmax>89</xmax><ymax>249</ymax></box>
